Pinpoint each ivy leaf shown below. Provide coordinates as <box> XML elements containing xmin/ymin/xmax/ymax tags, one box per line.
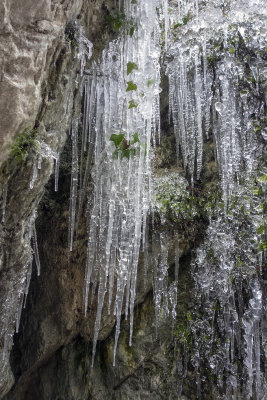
<box><xmin>126</xmin><ymin>81</ymin><xmax>137</xmax><ymax>91</ymax></box>
<box><xmin>128</xmin><ymin>100</ymin><xmax>138</xmax><ymax>109</ymax></box>
<box><xmin>147</xmin><ymin>78</ymin><xmax>155</xmax><ymax>87</ymax></box>
<box><xmin>122</xmin><ymin>148</ymin><xmax>137</xmax><ymax>159</ymax></box>
<box><xmin>131</xmin><ymin>132</ymin><xmax>139</xmax><ymax>144</ymax></box>
<box><xmin>110</xmin><ymin>133</ymin><xmax>125</xmax><ymax>147</ymax></box>
<box><xmin>129</xmin><ymin>26</ymin><xmax>135</xmax><ymax>37</ymax></box>
<box><xmin>127</xmin><ymin>62</ymin><xmax>138</xmax><ymax>75</ymax></box>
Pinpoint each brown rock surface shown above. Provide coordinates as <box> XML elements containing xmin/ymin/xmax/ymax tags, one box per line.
<box><xmin>0</xmin><ymin>0</ymin><xmax>113</xmax><ymax>397</ymax></box>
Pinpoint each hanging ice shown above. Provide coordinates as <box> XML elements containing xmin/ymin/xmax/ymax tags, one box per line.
<box><xmin>1</xmin><ymin>182</ymin><xmax>8</xmax><ymax>224</ymax></box>
<box><xmin>29</xmin><ymin>141</ymin><xmax>60</xmax><ymax>191</ymax></box>
<box><xmin>166</xmin><ymin>1</ymin><xmax>265</xmax><ymax>202</ymax></box>
<box><xmin>68</xmin><ymin>120</ymin><xmax>79</xmax><ymax>252</ymax></box>
<box><xmin>77</xmin><ymin>0</ymin><xmax>162</xmax><ymax>366</ymax></box>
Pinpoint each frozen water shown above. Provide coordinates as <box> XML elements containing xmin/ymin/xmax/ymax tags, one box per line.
<box><xmin>79</xmin><ymin>0</ymin><xmax>162</xmax><ymax>365</ymax></box>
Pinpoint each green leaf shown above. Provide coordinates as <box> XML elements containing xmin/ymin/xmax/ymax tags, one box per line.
<box><xmin>126</xmin><ymin>81</ymin><xmax>137</xmax><ymax>91</ymax></box>
<box><xmin>258</xmin><ymin>174</ymin><xmax>267</xmax><ymax>182</ymax></box>
<box><xmin>187</xmin><ymin>312</ymin><xmax>192</xmax><ymax>321</ymax></box>
<box><xmin>253</xmin><ymin>188</ymin><xmax>261</xmax><ymax>196</ymax></box>
<box><xmin>127</xmin><ymin>62</ymin><xmax>138</xmax><ymax>75</ymax></box>
<box><xmin>110</xmin><ymin>133</ymin><xmax>125</xmax><ymax>147</ymax></box>
<box><xmin>128</xmin><ymin>100</ymin><xmax>138</xmax><ymax>109</ymax></box>
<box><xmin>129</xmin><ymin>26</ymin><xmax>135</xmax><ymax>37</ymax></box>
<box><xmin>106</xmin><ymin>13</ymin><xmax>125</xmax><ymax>32</ymax></box>
<box><xmin>147</xmin><ymin>78</ymin><xmax>155</xmax><ymax>87</ymax></box>
<box><xmin>259</xmin><ymin>241</ymin><xmax>267</xmax><ymax>251</ymax></box>
<box><xmin>131</xmin><ymin>132</ymin><xmax>139</xmax><ymax>144</ymax></box>
<box><xmin>257</xmin><ymin>225</ymin><xmax>266</xmax><ymax>235</ymax></box>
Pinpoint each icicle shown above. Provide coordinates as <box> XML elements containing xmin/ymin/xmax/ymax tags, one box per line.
<box><xmin>81</xmin><ymin>0</ymin><xmax>162</xmax><ymax>364</ymax></box>
<box><xmin>175</xmin><ymin>237</ymin><xmax>179</xmax><ymax>281</ymax></box>
<box><xmin>68</xmin><ymin>120</ymin><xmax>79</xmax><ymax>252</ymax></box>
<box><xmin>195</xmin><ymin>0</ymin><xmax>199</xmax><ymax>21</ymax></box>
<box><xmin>29</xmin><ymin>160</ymin><xmax>38</xmax><ymax>190</ymax></box>
<box><xmin>15</xmin><ymin>294</ymin><xmax>24</xmax><ymax>334</ymax></box>
<box><xmin>32</xmin><ymin>223</ymin><xmax>41</xmax><ymax>276</ymax></box>
<box><xmin>1</xmin><ymin>182</ymin><xmax>8</xmax><ymax>224</ymax></box>
<box><xmin>76</xmin><ymin>25</ymin><xmax>93</xmax><ymax>78</ymax></box>
<box><xmin>194</xmin><ymin>48</ymin><xmax>203</xmax><ymax>179</ymax></box>
<box><xmin>23</xmin><ymin>258</ymin><xmax>33</xmax><ymax>309</ymax></box>
<box><xmin>163</xmin><ymin>0</ymin><xmax>169</xmax><ymax>51</ymax></box>
<box><xmin>91</xmin><ymin>264</ymin><xmax>107</xmax><ymax>367</ymax></box>
<box><xmin>54</xmin><ymin>154</ymin><xmax>60</xmax><ymax>192</ymax></box>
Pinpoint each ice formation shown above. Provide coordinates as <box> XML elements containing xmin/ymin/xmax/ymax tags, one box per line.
<box><xmin>29</xmin><ymin>141</ymin><xmax>60</xmax><ymax>191</ymax></box>
<box><xmin>77</xmin><ymin>0</ymin><xmax>162</xmax><ymax>366</ymax></box>
<box><xmin>165</xmin><ymin>0</ymin><xmax>267</xmax><ymax>397</ymax></box>
<box><xmin>1</xmin><ymin>0</ymin><xmax>266</xmax><ymax>396</ymax></box>
<box><xmin>0</xmin><ymin>209</ymin><xmax>39</xmax><ymax>391</ymax></box>
<box><xmin>166</xmin><ymin>0</ymin><xmax>266</xmax><ymax>203</ymax></box>
<box><xmin>66</xmin><ymin>2</ymin><xmax>267</xmax><ymax>382</ymax></box>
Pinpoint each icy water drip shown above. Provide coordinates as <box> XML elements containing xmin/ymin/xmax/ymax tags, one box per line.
<box><xmin>74</xmin><ymin>0</ymin><xmax>163</xmax><ymax>365</ymax></box>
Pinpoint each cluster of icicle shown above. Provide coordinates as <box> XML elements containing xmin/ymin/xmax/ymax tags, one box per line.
<box><xmin>0</xmin><ymin>140</ymin><xmax>47</xmax><ymax>387</ymax></box>
<box><xmin>30</xmin><ymin>141</ymin><xmax>60</xmax><ymax>192</ymax></box>
<box><xmin>189</xmin><ymin>209</ymin><xmax>266</xmax><ymax>399</ymax></box>
<box><xmin>0</xmin><ymin>205</ymin><xmax>40</xmax><ymax>390</ymax></box>
<box><xmin>166</xmin><ymin>0</ymin><xmax>266</xmax><ymax>205</ymax></box>
<box><xmin>165</xmin><ymin>1</ymin><xmax>267</xmax><ymax>398</ymax></box>
<box><xmin>68</xmin><ymin>0</ymin><xmax>164</xmax><ymax>366</ymax></box>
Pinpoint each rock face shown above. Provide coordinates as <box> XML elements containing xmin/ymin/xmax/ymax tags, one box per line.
<box><xmin>0</xmin><ymin>0</ymin><xmax>114</xmax><ymax>397</ymax></box>
<box><xmin>3</xmin><ymin>201</ymin><xmax>195</xmax><ymax>400</ymax></box>
<box><xmin>0</xmin><ymin>0</ymin><xmax>81</xmax><ymax>167</ymax></box>
<box><xmin>2</xmin><ymin>142</ymin><xmax>200</xmax><ymax>398</ymax></box>
<box><xmin>0</xmin><ymin>7</ymin><xmax>201</xmax><ymax>391</ymax></box>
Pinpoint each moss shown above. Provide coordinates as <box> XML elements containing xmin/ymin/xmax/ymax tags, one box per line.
<box><xmin>174</xmin><ymin>322</ymin><xmax>193</xmax><ymax>349</ymax></box>
<box><xmin>106</xmin><ymin>12</ymin><xmax>126</xmax><ymax>32</ymax></box>
<box><xmin>9</xmin><ymin>127</ymin><xmax>38</xmax><ymax>167</ymax></box>
<box><xmin>65</xmin><ymin>21</ymin><xmax>79</xmax><ymax>48</ymax></box>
